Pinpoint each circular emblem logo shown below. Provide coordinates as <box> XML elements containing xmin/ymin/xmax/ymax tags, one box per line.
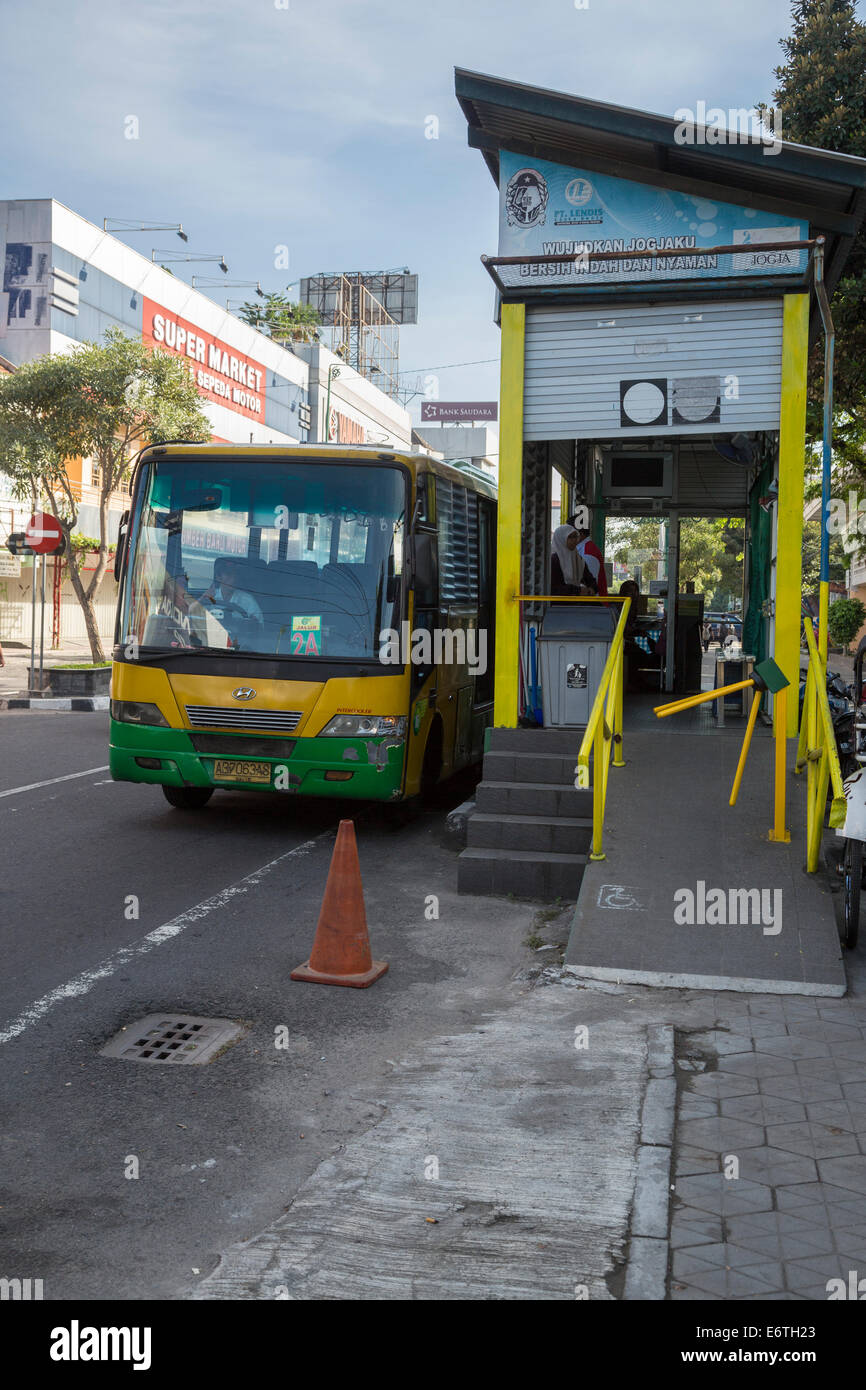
<box><xmin>231</xmin><ymin>687</ymin><xmax>257</xmax><ymax>701</ymax></box>
<box><xmin>505</xmin><ymin>168</ymin><xmax>549</xmax><ymax>228</ymax></box>
<box><xmin>565</xmin><ymin>177</ymin><xmax>593</xmax><ymax>206</ymax></box>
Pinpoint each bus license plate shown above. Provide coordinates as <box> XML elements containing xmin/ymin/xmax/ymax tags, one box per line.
<box><xmin>213</xmin><ymin>759</ymin><xmax>271</xmax><ymax>784</ymax></box>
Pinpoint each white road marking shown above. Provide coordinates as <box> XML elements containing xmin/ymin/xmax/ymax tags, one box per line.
<box><xmin>0</xmin><ymin>765</ymin><xmax>111</xmax><ymax>800</ymax></box>
<box><xmin>0</xmin><ymin>830</ymin><xmax>330</xmax><ymax>1047</ymax></box>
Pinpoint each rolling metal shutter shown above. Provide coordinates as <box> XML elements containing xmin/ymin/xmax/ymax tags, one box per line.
<box><xmin>523</xmin><ymin>299</ymin><xmax>784</xmax><ymax>441</ymax></box>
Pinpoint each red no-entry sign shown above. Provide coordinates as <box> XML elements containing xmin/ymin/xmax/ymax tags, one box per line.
<box><xmin>25</xmin><ymin>512</ymin><xmax>64</xmax><ymax>554</ymax></box>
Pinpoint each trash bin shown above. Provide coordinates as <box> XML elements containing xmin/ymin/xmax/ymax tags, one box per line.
<box><xmin>536</xmin><ymin>604</ymin><xmax>618</xmax><ymax>728</ymax></box>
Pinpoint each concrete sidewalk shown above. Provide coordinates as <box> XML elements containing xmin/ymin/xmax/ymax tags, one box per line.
<box><xmin>0</xmin><ymin>637</ymin><xmax>99</xmax><ymax>698</ymax></box>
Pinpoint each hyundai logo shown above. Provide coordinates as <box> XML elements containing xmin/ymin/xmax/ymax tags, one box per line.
<box><xmin>231</xmin><ymin>687</ymin><xmax>257</xmax><ymax>701</ymax></box>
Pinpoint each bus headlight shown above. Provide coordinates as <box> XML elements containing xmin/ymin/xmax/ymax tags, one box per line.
<box><xmin>318</xmin><ymin>715</ymin><xmax>406</xmax><ymax>738</ymax></box>
<box><xmin>111</xmin><ymin>700</ymin><xmax>170</xmax><ymax>728</ymax></box>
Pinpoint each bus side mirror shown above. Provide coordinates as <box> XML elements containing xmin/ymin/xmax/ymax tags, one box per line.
<box><xmin>410</xmin><ymin>530</ymin><xmax>438</xmax><ymax>607</ymax></box>
<box><xmin>114</xmin><ymin>510</ymin><xmax>130</xmax><ymax>582</ymax></box>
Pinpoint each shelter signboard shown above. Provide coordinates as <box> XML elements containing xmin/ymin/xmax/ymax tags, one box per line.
<box><xmin>498</xmin><ymin>151</ymin><xmax>808</xmax><ymax>290</ymax></box>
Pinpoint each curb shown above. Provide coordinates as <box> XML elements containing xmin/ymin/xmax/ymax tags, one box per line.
<box><xmin>0</xmin><ymin>696</ymin><xmax>110</xmax><ymax>712</ymax></box>
<box><xmin>623</xmin><ymin>1023</ymin><xmax>675</xmax><ymax>1301</ymax></box>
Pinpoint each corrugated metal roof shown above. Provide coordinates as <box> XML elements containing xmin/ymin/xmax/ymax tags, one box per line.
<box><xmin>455</xmin><ymin>68</ymin><xmax>866</xmax><ymax>307</ymax></box>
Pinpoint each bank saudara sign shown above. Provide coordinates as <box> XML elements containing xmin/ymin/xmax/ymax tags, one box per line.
<box><xmin>143</xmin><ymin>298</ymin><xmax>265</xmax><ymax>419</ymax></box>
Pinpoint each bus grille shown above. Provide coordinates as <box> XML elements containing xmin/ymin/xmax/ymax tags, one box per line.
<box><xmin>185</xmin><ymin>705</ymin><xmax>303</xmax><ymax>732</ymax></box>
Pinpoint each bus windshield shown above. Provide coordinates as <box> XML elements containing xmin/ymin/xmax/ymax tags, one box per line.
<box><xmin>122</xmin><ymin>457</ymin><xmax>407</xmax><ymax>660</ymax></box>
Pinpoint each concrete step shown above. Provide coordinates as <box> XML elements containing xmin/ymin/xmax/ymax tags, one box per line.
<box><xmin>457</xmin><ymin>847</ymin><xmax>586</xmax><ymax>901</ymax></box>
<box><xmin>467</xmin><ymin>811</ymin><xmax>592</xmax><ymax>855</ymax></box>
<box><xmin>475</xmin><ymin>779</ymin><xmax>592</xmax><ymax>818</ymax></box>
<box><xmin>482</xmin><ymin>748</ymin><xmax>578</xmax><ymax>786</ymax></box>
<box><xmin>488</xmin><ymin>727</ymin><xmax>582</xmax><ymax>754</ymax></box>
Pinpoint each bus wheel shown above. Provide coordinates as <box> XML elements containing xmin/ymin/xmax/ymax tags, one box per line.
<box><xmin>162</xmin><ymin>786</ymin><xmax>214</xmax><ymax>810</ymax></box>
<box><xmin>420</xmin><ymin>720</ymin><xmax>443</xmax><ymax>802</ymax></box>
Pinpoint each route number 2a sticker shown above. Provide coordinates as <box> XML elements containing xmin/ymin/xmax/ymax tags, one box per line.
<box><xmin>290</xmin><ymin>615</ymin><xmax>321</xmax><ymax>655</ymax></box>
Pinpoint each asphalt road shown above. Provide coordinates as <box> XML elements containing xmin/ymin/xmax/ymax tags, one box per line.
<box><xmin>0</xmin><ymin>709</ymin><xmax>526</xmax><ymax>1301</ymax></box>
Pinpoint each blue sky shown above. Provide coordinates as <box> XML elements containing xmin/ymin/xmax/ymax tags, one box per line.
<box><xmin>6</xmin><ymin>0</ymin><xmax>799</xmax><ymax>424</ymax></box>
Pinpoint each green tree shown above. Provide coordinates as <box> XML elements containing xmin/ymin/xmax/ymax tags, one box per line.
<box><xmin>0</xmin><ymin>329</ymin><xmax>210</xmax><ymax>660</ymax></box>
<box><xmin>760</xmin><ymin>0</ymin><xmax>866</xmax><ymax>445</ymax></box>
<box><xmin>828</xmin><ymin>596</ymin><xmax>866</xmax><ymax>651</ymax></box>
<box><xmin>606</xmin><ymin>516</ymin><xmax>744</xmax><ymax>606</ymax></box>
<box><xmin>238</xmin><ymin>291</ymin><xmax>321</xmax><ymax>344</ymax></box>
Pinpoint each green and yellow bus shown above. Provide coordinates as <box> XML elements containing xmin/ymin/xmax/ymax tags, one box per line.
<box><xmin>110</xmin><ymin>444</ymin><xmax>496</xmax><ymax>808</ymax></box>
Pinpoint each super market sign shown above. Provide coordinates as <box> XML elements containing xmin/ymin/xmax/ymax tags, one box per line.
<box><xmin>143</xmin><ymin>298</ymin><xmax>265</xmax><ymax>419</ymax></box>
<box><xmin>498</xmin><ymin>151</ymin><xmax>808</xmax><ymax>289</ymax></box>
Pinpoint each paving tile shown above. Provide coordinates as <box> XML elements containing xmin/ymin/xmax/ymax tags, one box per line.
<box><xmin>765</xmin><ymin>1121</ymin><xmax>860</xmax><ymax>1160</ymax></box>
<box><xmin>678</xmin><ymin>1261</ymin><xmax>785</xmax><ymax>1298</ymax></box>
<box><xmin>686</xmin><ymin>1241</ymin><xmax>782</xmax><ymax>1271</ymax></box>
<box><xmin>688</xmin><ymin>1030</ymin><xmax>754</xmax><ymax>1055</ymax></box>
<box><xmin>678</xmin><ymin>1095</ymin><xmax>720</xmax><ymax>1121</ymax></box>
<box><xmin>670</xmin><ymin>1214</ymin><xmax>723</xmax><ymax>1248</ymax></box>
<box><xmin>805</xmin><ymin>1100</ymin><xmax>866</xmax><ymax>1132</ymax></box>
<box><xmin>674</xmin><ymin>1174</ymin><xmax>773</xmax><ymax>1217</ymax></box>
<box><xmin>726</xmin><ymin>1209</ymin><xmax>833</xmax><ymax>1240</ymax></box>
<box><xmin>721</xmin><ymin>1094</ymin><xmax>805</xmax><ymax>1126</ymax></box>
<box><xmin>787</xmin><ymin>1020</ymin><xmax>864</xmax><ymax>1042</ymax></box>
<box><xmin>719</xmin><ymin>1053</ymin><xmax>797</xmax><ymax>1078</ymax></box>
<box><xmin>675</xmin><ymin>1146</ymin><xmax>720</xmax><ymax>1178</ymax></box>
<box><xmin>832</xmin><ymin>1234</ymin><xmax>866</xmax><ymax>1263</ymax></box>
<box><xmin>736</xmin><ymin>1146</ymin><xmax>818</xmax><ymax>1186</ymax></box>
<box><xmin>759</xmin><ymin>1074</ymin><xmax>845</xmax><ymax>1104</ymax></box>
<box><xmin>721</xmin><ymin>1226</ymin><xmax>837</xmax><ymax>1262</ymax></box>
<box><xmin>797</xmin><ymin>1057</ymin><xmax>866</xmax><ymax>1084</ymax></box>
<box><xmin>828</xmin><ymin>1042</ymin><xmax>866</xmax><ymax>1062</ymax></box>
<box><xmin>718</xmin><ymin>1017</ymin><xmax>790</xmax><ymax>1039</ymax></box>
<box><xmin>748</xmin><ymin>1290</ymin><xmax>805</xmax><ymax>1300</ymax></box>
<box><xmin>669</xmin><ymin>1284</ymin><xmax>723</xmax><ymax>1300</ymax></box>
<box><xmin>689</xmin><ymin>1072</ymin><xmax>760</xmax><ymax>1100</ymax></box>
<box><xmin>842</xmin><ymin>1082</ymin><xmax>866</xmax><ymax>1103</ymax></box>
<box><xmin>748</xmin><ymin>1001</ymin><xmax>790</xmax><ymax>1017</ymax></box>
<box><xmin>679</xmin><ymin>1116</ymin><xmax>766</xmax><ymax>1151</ymax></box>
<box><xmin>817</xmin><ymin>1154</ymin><xmax>866</xmax><ymax>1194</ymax></box>
<box><xmin>782</xmin><ymin>1253</ymin><xmax>853</xmax><ymax>1292</ymax></box>
<box><xmin>754</xmin><ymin>1036</ymin><xmax>833</xmax><ymax>1060</ymax></box>
<box><xmin>672</xmin><ymin>1248</ymin><xmax>721</xmax><ymax>1279</ymax></box>
<box><xmin>776</xmin><ymin>1181</ymin><xmax>866</xmax><ymax>1217</ymax></box>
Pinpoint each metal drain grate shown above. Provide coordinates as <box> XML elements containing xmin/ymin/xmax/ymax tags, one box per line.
<box><xmin>100</xmin><ymin>1015</ymin><xmax>244</xmax><ymax>1065</ymax></box>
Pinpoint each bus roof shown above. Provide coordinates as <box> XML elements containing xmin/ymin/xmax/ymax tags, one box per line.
<box><xmin>137</xmin><ymin>442</ymin><xmax>498</xmax><ymax>499</ymax></box>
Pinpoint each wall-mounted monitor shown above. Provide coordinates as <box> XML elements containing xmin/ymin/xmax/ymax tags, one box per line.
<box><xmin>602</xmin><ymin>450</ymin><xmax>675</xmax><ymax>500</ymax></box>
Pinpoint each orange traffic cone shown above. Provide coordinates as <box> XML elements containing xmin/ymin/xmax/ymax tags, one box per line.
<box><xmin>291</xmin><ymin>820</ymin><xmax>389</xmax><ymax>988</ymax></box>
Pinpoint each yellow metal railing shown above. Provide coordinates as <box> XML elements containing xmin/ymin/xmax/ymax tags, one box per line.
<box><xmin>516</xmin><ymin>594</ymin><xmax>630</xmax><ymax>861</ymax></box>
<box><xmin>795</xmin><ymin>617</ymin><xmax>846</xmax><ymax>871</ymax></box>
<box><xmin>571</xmin><ymin>597</ymin><xmax>630</xmax><ymax>861</ymax></box>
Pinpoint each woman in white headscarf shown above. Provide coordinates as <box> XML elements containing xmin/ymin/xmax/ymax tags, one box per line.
<box><xmin>551</xmin><ymin>524</ymin><xmax>591</xmax><ymax>599</ymax></box>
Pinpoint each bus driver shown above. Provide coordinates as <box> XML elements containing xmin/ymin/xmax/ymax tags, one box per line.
<box><xmin>199</xmin><ymin>556</ymin><xmax>264</xmax><ymax>646</ymax></box>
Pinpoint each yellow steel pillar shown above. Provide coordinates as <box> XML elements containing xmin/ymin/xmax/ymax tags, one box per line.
<box><xmin>493</xmin><ymin>301</ymin><xmax>525</xmax><ymax>728</ymax></box>
<box><xmin>775</xmin><ymin>292</ymin><xmax>809</xmax><ymax>738</ymax></box>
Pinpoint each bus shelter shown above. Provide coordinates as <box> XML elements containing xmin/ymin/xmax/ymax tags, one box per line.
<box><xmin>454</xmin><ymin>71</ymin><xmax>866</xmax><ymax>989</ymax></box>
<box><xmin>456</xmin><ymin>68</ymin><xmax>866</xmax><ymax>737</ymax></box>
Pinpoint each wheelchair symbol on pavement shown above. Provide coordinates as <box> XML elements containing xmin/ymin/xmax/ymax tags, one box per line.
<box><xmin>597</xmin><ymin>884</ymin><xmax>645</xmax><ymax>911</ymax></box>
